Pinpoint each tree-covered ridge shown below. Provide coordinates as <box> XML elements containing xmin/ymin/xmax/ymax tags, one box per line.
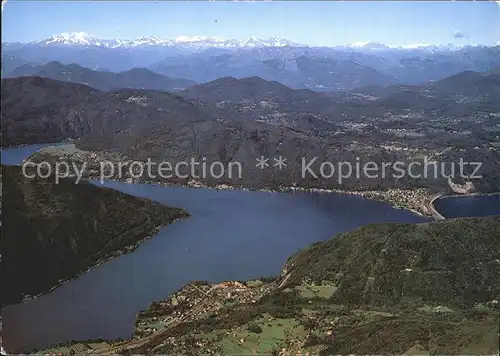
<box><xmin>280</xmin><ymin>216</ymin><xmax>500</xmax><ymax>307</ymax></box>
<box><xmin>0</xmin><ymin>165</ymin><xmax>189</xmax><ymax>306</ymax></box>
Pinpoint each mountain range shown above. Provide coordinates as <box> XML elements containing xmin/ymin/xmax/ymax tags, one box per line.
<box><xmin>5</xmin><ymin>67</ymin><xmax>500</xmax><ymax>194</ymax></box>
<box><xmin>1</xmin><ymin>75</ymin><xmax>213</xmax><ymax>147</ymax></box>
<box><xmin>2</xmin><ymin>15</ymin><xmax>500</xmax><ymax>356</ymax></box>
<box><xmin>151</xmin><ymin>53</ymin><xmax>399</xmax><ymax>91</ymax></box>
<box><xmin>4</xmin><ymin>69</ymin><xmax>499</xmax><ymax>147</ymax></box>
<box><xmin>22</xmin><ymin>32</ymin><xmax>301</xmax><ymax>49</ymax></box>
<box><xmin>4</xmin><ymin>32</ymin><xmax>488</xmax><ymax>52</ymax></box>
<box><xmin>3</xmin><ymin>33</ymin><xmax>499</xmax><ymax>90</ymax></box>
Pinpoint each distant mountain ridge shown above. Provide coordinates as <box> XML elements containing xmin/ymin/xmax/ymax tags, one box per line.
<box><xmin>1</xmin><ymin>76</ymin><xmax>211</xmax><ymax>147</ymax></box>
<box><xmin>3</xmin><ymin>70</ymin><xmax>500</xmax><ymax>194</ymax></box>
<box><xmin>151</xmin><ymin>54</ymin><xmax>398</xmax><ymax>91</ymax></box>
<box><xmin>351</xmin><ymin>69</ymin><xmax>500</xmax><ymax>104</ymax></box>
<box><xmin>180</xmin><ymin>76</ymin><xmax>322</xmax><ymax>104</ymax></box>
<box><xmin>3</xmin><ymin>69</ymin><xmax>499</xmax><ymax>147</ymax></box>
<box><xmin>1</xmin><ymin>56</ymin><xmax>36</xmax><ymax>76</ymax></box>
<box><xmin>3</xmin><ymin>33</ymin><xmax>499</xmax><ymax>89</ymax></box>
<box><xmin>7</xmin><ymin>61</ymin><xmax>195</xmax><ymax>91</ymax></box>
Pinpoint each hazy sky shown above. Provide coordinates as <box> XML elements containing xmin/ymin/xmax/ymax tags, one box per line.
<box><xmin>2</xmin><ymin>1</ymin><xmax>500</xmax><ymax>46</ymax></box>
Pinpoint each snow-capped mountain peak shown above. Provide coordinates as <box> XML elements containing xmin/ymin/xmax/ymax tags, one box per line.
<box><xmin>27</xmin><ymin>33</ymin><xmax>486</xmax><ymax>52</ymax></box>
<box><xmin>260</xmin><ymin>37</ymin><xmax>295</xmax><ymax>47</ymax></box>
<box><xmin>401</xmin><ymin>43</ymin><xmax>431</xmax><ymax>49</ymax></box>
<box><xmin>33</xmin><ymin>33</ymin><xmax>302</xmax><ymax>49</ymax></box>
<box><xmin>399</xmin><ymin>43</ymin><xmax>478</xmax><ymax>52</ymax></box>
<box><xmin>349</xmin><ymin>41</ymin><xmax>370</xmax><ymax>48</ymax></box>
<box><xmin>340</xmin><ymin>41</ymin><xmax>473</xmax><ymax>52</ymax></box>
<box><xmin>40</xmin><ymin>32</ymin><xmax>102</xmax><ymax>46</ymax></box>
<box><xmin>174</xmin><ymin>36</ymin><xmax>225</xmax><ymax>43</ymax></box>
<box><xmin>241</xmin><ymin>37</ymin><xmax>270</xmax><ymax>47</ymax></box>
<box><xmin>348</xmin><ymin>42</ymin><xmax>391</xmax><ymax>50</ymax></box>
<box><xmin>130</xmin><ymin>36</ymin><xmax>172</xmax><ymax>47</ymax></box>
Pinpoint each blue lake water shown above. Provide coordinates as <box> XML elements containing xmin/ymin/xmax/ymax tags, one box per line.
<box><xmin>2</xmin><ymin>144</ymin><xmax>430</xmax><ymax>352</ymax></box>
<box><xmin>434</xmin><ymin>194</ymin><xmax>500</xmax><ymax>218</ymax></box>
<box><xmin>1</xmin><ymin>143</ymin><xmax>58</xmax><ymax>165</ymax></box>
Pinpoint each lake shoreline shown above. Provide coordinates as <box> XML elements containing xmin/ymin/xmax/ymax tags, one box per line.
<box><xmin>435</xmin><ymin>191</ymin><xmax>500</xmax><ymax>199</ymax></box>
<box><xmin>6</xmin><ymin>147</ymin><xmax>498</xmax><ymax>310</ymax></box>
<box><xmin>431</xmin><ymin>192</ymin><xmax>500</xmax><ymax>220</ymax></box>
<box><xmin>3</xmin><ymin>142</ymin><xmax>433</xmax><ymax>309</ymax></box>
<box><xmin>98</xmin><ymin>177</ymin><xmax>437</xmax><ymax>219</ymax></box>
<box><xmin>2</xmin><ymin>216</ymin><xmax>189</xmax><ymax>309</ymax></box>
<box><xmin>27</xmin><ymin>143</ymin><xmax>439</xmax><ymax>219</ymax></box>
<box><xmin>2</xmin><ymin>143</ymin><xmax>438</xmax><ymax>353</ymax></box>
<box><xmin>0</xmin><ymin>139</ymin><xmax>75</xmax><ymax>150</ymax></box>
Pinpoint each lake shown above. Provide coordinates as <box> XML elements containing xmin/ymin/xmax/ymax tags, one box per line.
<box><xmin>1</xmin><ymin>143</ymin><xmax>60</xmax><ymax>166</ymax></box>
<box><xmin>434</xmin><ymin>194</ymin><xmax>500</xmax><ymax>218</ymax></box>
<box><xmin>2</xmin><ymin>144</ymin><xmax>429</xmax><ymax>352</ymax></box>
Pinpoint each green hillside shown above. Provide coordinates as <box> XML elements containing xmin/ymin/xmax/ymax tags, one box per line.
<box><xmin>41</xmin><ymin>216</ymin><xmax>500</xmax><ymax>355</ymax></box>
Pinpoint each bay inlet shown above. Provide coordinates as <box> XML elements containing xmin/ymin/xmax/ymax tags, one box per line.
<box><xmin>2</xmin><ymin>144</ymin><xmax>431</xmax><ymax>352</ymax></box>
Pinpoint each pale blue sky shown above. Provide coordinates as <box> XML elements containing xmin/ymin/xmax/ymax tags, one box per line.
<box><xmin>2</xmin><ymin>1</ymin><xmax>500</xmax><ymax>46</ymax></box>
